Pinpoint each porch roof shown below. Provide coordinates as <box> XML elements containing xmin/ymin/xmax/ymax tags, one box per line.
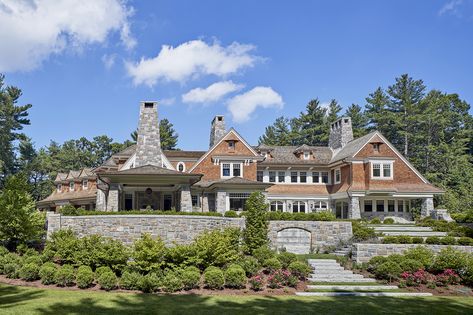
<box><xmin>194</xmin><ymin>177</ymin><xmax>273</xmax><ymax>189</ymax></box>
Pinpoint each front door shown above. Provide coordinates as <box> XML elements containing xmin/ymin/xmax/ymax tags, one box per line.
<box><xmin>163</xmin><ymin>194</ymin><xmax>172</xmax><ymax>210</ymax></box>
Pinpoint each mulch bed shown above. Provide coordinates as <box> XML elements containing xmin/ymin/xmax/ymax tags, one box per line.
<box><xmin>0</xmin><ymin>275</ymin><xmax>307</xmax><ymax>296</ymax></box>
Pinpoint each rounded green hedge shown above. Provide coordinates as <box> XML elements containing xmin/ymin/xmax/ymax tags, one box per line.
<box><xmin>76</xmin><ymin>266</ymin><xmax>95</xmax><ymax>289</ymax></box>
<box><xmin>224</xmin><ymin>265</ymin><xmax>247</xmax><ymax>288</ymax></box>
<box><xmin>204</xmin><ymin>267</ymin><xmax>225</xmax><ymax>290</ymax></box>
<box><xmin>97</xmin><ymin>271</ymin><xmax>118</xmax><ymax>291</ymax></box>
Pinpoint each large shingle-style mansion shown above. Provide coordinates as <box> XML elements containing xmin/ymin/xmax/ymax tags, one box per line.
<box><xmin>38</xmin><ymin>101</ymin><xmax>443</xmax><ymax>219</ymax></box>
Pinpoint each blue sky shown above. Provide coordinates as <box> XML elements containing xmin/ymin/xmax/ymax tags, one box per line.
<box><xmin>1</xmin><ymin>0</ymin><xmax>473</xmax><ymax>150</ymax></box>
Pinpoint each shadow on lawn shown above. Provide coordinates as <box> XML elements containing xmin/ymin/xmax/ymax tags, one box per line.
<box><xmin>0</xmin><ymin>285</ymin><xmax>44</xmax><ymax>309</ymax></box>
<box><xmin>34</xmin><ymin>293</ymin><xmax>473</xmax><ymax>315</ymax></box>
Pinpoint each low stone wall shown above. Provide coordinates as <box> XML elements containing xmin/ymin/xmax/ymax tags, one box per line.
<box><xmin>46</xmin><ymin>213</ymin><xmax>352</xmax><ymax>253</ymax></box>
<box><xmin>353</xmin><ymin>243</ymin><xmax>473</xmax><ymax>263</ymax></box>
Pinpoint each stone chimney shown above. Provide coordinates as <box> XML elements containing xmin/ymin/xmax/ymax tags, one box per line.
<box><xmin>329</xmin><ymin>117</ymin><xmax>354</xmax><ymax>150</ymax></box>
<box><xmin>135</xmin><ymin>101</ymin><xmax>163</xmax><ymax>167</ymax></box>
<box><xmin>209</xmin><ymin>115</ymin><xmax>226</xmax><ymax>148</ymax></box>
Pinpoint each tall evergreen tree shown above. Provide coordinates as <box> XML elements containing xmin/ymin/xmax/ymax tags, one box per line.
<box><xmin>345</xmin><ymin>104</ymin><xmax>369</xmax><ymax>138</ymax></box>
<box><xmin>327</xmin><ymin>99</ymin><xmax>342</xmax><ymax>124</ymax></box>
<box><xmin>365</xmin><ymin>87</ymin><xmax>391</xmax><ymax>135</ymax></box>
<box><xmin>292</xmin><ymin>99</ymin><xmax>328</xmax><ymax>146</ymax></box>
<box><xmin>258</xmin><ymin>116</ymin><xmax>292</xmax><ymax>145</ymax></box>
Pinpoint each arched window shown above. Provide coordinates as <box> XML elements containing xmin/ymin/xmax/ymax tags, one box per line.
<box><xmin>177</xmin><ymin>162</ymin><xmax>186</xmax><ymax>172</ymax></box>
<box><xmin>270</xmin><ymin>201</ymin><xmax>284</xmax><ymax>212</ymax></box>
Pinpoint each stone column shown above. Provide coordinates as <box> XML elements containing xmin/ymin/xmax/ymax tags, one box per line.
<box><xmin>106</xmin><ymin>184</ymin><xmax>120</xmax><ymax>212</ymax></box>
<box><xmin>202</xmin><ymin>194</ymin><xmax>209</xmax><ymax>212</ymax></box>
<box><xmin>216</xmin><ymin>190</ymin><xmax>227</xmax><ymax>213</ymax></box>
<box><xmin>348</xmin><ymin>196</ymin><xmax>361</xmax><ymax>219</ymax></box>
<box><xmin>180</xmin><ymin>184</ymin><xmax>193</xmax><ymax>212</ymax></box>
<box><xmin>421</xmin><ymin>197</ymin><xmax>434</xmax><ymax>218</ymax></box>
<box><xmin>96</xmin><ymin>188</ymin><xmax>107</xmax><ymax>211</ymax></box>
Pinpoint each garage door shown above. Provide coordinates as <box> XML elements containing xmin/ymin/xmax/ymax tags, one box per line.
<box><xmin>276</xmin><ymin>228</ymin><xmax>311</xmax><ymax>254</ymax></box>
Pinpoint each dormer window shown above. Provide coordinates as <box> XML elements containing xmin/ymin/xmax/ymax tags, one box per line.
<box><xmin>82</xmin><ymin>180</ymin><xmax>88</xmax><ymax>190</ymax></box>
<box><xmin>70</xmin><ymin>182</ymin><xmax>75</xmax><ymax>191</ymax></box>
<box><xmin>57</xmin><ymin>184</ymin><xmax>62</xmax><ymax>192</ymax></box>
<box><xmin>228</xmin><ymin>141</ymin><xmax>235</xmax><ymax>150</ymax></box>
<box><xmin>303</xmin><ymin>151</ymin><xmax>310</xmax><ymax>160</ymax></box>
<box><xmin>372</xmin><ymin>143</ymin><xmax>381</xmax><ymax>153</ymax></box>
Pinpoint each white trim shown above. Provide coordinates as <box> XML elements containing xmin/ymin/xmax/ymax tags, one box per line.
<box><xmin>82</xmin><ymin>179</ymin><xmax>88</xmax><ymax>190</ymax></box>
<box><xmin>69</xmin><ymin>181</ymin><xmax>75</xmax><ymax>191</ymax></box>
<box><xmin>334</xmin><ymin>168</ymin><xmax>341</xmax><ymax>184</ymax></box>
<box><xmin>57</xmin><ymin>184</ymin><xmax>62</xmax><ymax>192</ymax></box>
<box><xmin>177</xmin><ymin>161</ymin><xmax>186</xmax><ymax>172</ymax></box>
<box><xmin>220</xmin><ymin>162</ymin><xmax>243</xmax><ymax>178</ymax></box>
<box><xmin>189</xmin><ymin>128</ymin><xmax>259</xmax><ymax>172</ymax></box>
<box><xmin>370</xmin><ymin>160</ymin><xmax>394</xmax><ymax>180</ymax></box>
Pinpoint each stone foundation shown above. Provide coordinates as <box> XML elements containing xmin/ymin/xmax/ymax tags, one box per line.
<box><xmin>353</xmin><ymin>243</ymin><xmax>473</xmax><ymax>263</ymax></box>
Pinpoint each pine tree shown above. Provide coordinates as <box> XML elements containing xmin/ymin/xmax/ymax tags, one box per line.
<box><xmin>327</xmin><ymin>99</ymin><xmax>342</xmax><ymax>124</ymax></box>
<box><xmin>345</xmin><ymin>104</ymin><xmax>368</xmax><ymax>138</ymax></box>
<box><xmin>365</xmin><ymin>87</ymin><xmax>391</xmax><ymax>134</ymax></box>
<box><xmin>258</xmin><ymin>116</ymin><xmax>292</xmax><ymax>145</ymax></box>
<box><xmin>243</xmin><ymin>191</ymin><xmax>269</xmax><ymax>254</ymax></box>
<box><xmin>292</xmin><ymin>99</ymin><xmax>328</xmax><ymax>146</ymax></box>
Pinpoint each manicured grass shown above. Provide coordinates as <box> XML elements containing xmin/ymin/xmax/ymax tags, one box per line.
<box><xmin>1</xmin><ymin>283</ymin><xmax>473</xmax><ymax>314</ymax></box>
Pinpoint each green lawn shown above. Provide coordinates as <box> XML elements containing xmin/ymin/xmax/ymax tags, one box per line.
<box><xmin>1</xmin><ymin>283</ymin><xmax>472</xmax><ymax>315</ymax></box>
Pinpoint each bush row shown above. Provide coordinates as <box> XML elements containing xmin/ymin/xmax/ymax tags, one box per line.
<box><xmin>381</xmin><ymin>236</ymin><xmax>473</xmax><ymax>246</ymax></box>
<box><xmin>417</xmin><ymin>218</ymin><xmax>473</xmax><ymax>238</ymax></box>
<box><xmin>451</xmin><ymin>210</ymin><xmax>473</xmax><ymax>223</ymax></box>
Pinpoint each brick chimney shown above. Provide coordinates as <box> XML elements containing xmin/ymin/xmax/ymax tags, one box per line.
<box><xmin>135</xmin><ymin>101</ymin><xmax>163</xmax><ymax>167</ymax></box>
<box><xmin>329</xmin><ymin>117</ymin><xmax>354</xmax><ymax>150</ymax></box>
<box><xmin>209</xmin><ymin>115</ymin><xmax>226</xmax><ymax>148</ymax></box>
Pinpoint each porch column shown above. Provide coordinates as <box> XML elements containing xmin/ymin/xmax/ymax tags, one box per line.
<box><xmin>348</xmin><ymin>196</ymin><xmax>361</xmax><ymax>219</ymax></box>
<box><xmin>421</xmin><ymin>197</ymin><xmax>434</xmax><ymax>218</ymax></box>
<box><xmin>106</xmin><ymin>184</ymin><xmax>119</xmax><ymax>212</ymax></box>
<box><xmin>216</xmin><ymin>190</ymin><xmax>227</xmax><ymax>213</ymax></box>
<box><xmin>202</xmin><ymin>194</ymin><xmax>209</xmax><ymax>212</ymax></box>
<box><xmin>96</xmin><ymin>188</ymin><xmax>107</xmax><ymax>211</ymax></box>
<box><xmin>180</xmin><ymin>184</ymin><xmax>193</xmax><ymax>212</ymax></box>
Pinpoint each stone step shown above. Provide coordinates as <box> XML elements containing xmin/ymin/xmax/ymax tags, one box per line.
<box><xmin>296</xmin><ymin>292</ymin><xmax>433</xmax><ymax>297</ymax></box>
<box><xmin>372</xmin><ymin>226</ymin><xmax>433</xmax><ymax>232</ymax></box>
<box><xmin>307</xmin><ymin>285</ymin><xmax>399</xmax><ymax>291</ymax></box>
<box><xmin>309</xmin><ymin>276</ymin><xmax>367</xmax><ymax>281</ymax></box>
<box><xmin>381</xmin><ymin>231</ymin><xmax>447</xmax><ymax>237</ymax></box>
<box><xmin>310</xmin><ymin>270</ymin><xmax>355</xmax><ymax>275</ymax></box>
<box><xmin>311</xmin><ymin>265</ymin><xmax>344</xmax><ymax>270</ymax></box>
<box><xmin>308</xmin><ymin>278</ymin><xmax>378</xmax><ymax>283</ymax></box>
<box><xmin>308</xmin><ymin>259</ymin><xmax>337</xmax><ymax>263</ymax></box>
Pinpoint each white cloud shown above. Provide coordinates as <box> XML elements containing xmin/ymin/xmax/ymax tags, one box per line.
<box><xmin>126</xmin><ymin>40</ymin><xmax>259</xmax><ymax>87</ymax></box>
<box><xmin>102</xmin><ymin>54</ymin><xmax>117</xmax><ymax>70</ymax></box>
<box><xmin>159</xmin><ymin>97</ymin><xmax>175</xmax><ymax>106</ymax></box>
<box><xmin>439</xmin><ymin>0</ymin><xmax>463</xmax><ymax>16</ymax></box>
<box><xmin>182</xmin><ymin>81</ymin><xmax>244</xmax><ymax>104</ymax></box>
<box><xmin>0</xmin><ymin>0</ymin><xmax>135</xmax><ymax>72</ymax></box>
<box><xmin>227</xmin><ymin>87</ymin><xmax>283</xmax><ymax>123</ymax></box>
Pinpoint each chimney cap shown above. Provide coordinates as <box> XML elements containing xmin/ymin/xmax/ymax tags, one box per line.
<box><xmin>141</xmin><ymin>101</ymin><xmax>158</xmax><ymax>108</ymax></box>
<box><xmin>212</xmin><ymin>115</ymin><xmax>225</xmax><ymax>122</ymax></box>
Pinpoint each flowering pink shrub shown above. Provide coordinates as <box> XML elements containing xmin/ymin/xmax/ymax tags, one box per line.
<box><xmin>436</xmin><ymin>269</ymin><xmax>460</xmax><ymax>286</ymax></box>
<box><xmin>249</xmin><ymin>274</ymin><xmax>265</xmax><ymax>291</ymax></box>
<box><xmin>267</xmin><ymin>270</ymin><xmax>291</xmax><ymax>289</ymax></box>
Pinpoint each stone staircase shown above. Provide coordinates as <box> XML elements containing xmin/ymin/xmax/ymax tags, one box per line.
<box><xmin>333</xmin><ymin>245</ymin><xmax>352</xmax><ymax>257</ymax></box>
<box><xmin>369</xmin><ymin>224</ymin><xmax>447</xmax><ymax>237</ymax></box>
<box><xmin>296</xmin><ymin>259</ymin><xmax>433</xmax><ymax>297</ymax></box>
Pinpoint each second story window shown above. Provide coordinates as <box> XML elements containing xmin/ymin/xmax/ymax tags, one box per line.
<box><xmin>371</xmin><ymin>161</ymin><xmax>393</xmax><ymax>179</ymax></box>
<box><xmin>269</xmin><ymin>171</ymin><xmax>276</xmax><ymax>183</ymax></box>
<box><xmin>278</xmin><ymin>171</ymin><xmax>285</xmax><ymax>183</ymax></box>
<box><xmin>257</xmin><ymin>171</ymin><xmax>263</xmax><ymax>182</ymax></box>
<box><xmin>300</xmin><ymin>172</ymin><xmax>307</xmax><ymax>183</ymax></box>
<box><xmin>82</xmin><ymin>180</ymin><xmax>88</xmax><ymax>189</ymax></box>
<box><xmin>334</xmin><ymin>168</ymin><xmax>341</xmax><ymax>184</ymax></box>
<box><xmin>222</xmin><ymin>163</ymin><xmax>231</xmax><ymax>177</ymax></box>
<box><xmin>70</xmin><ymin>182</ymin><xmax>74</xmax><ymax>191</ymax></box>
<box><xmin>291</xmin><ymin>172</ymin><xmax>298</xmax><ymax>183</ymax></box>
<box><xmin>321</xmin><ymin>171</ymin><xmax>329</xmax><ymax>183</ymax></box>
<box><xmin>233</xmin><ymin>163</ymin><xmax>241</xmax><ymax>177</ymax></box>
<box><xmin>222</xmin><ymin>162</ymin><xmax>242</xmax><ymax>178</ymax></box>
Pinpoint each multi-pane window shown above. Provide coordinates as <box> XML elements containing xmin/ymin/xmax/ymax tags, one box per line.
<box><xmin>312</xmin><ymin>201</ymin><xmax>328</xmax><ymax>212</ymax></box>
<box><xmin>191</xmin><ymin>195</ymin><xmax>199</xmax><ymax>207</ymax></box>
<box><xmin>233</xmin><ymin>163</ymin><xmax>241</xmax><ymax>177</ymax></box>
<box><xmin>364</xmin><ymin>200</ymin><xmax>372</xmax><ymax>212</ymax></box>
<box><xmin>228</xmin><ymin>141</ymin><xmax>235</xmax><ymax>149</ymax></box>
<box><xmin>300</xmin><ymin>172</ymin><xmax>307</xmax><ymax>183</ymax></box>
<box><xmin>334</xmin><ymin>169</ymin><xmax>341</xmax><ymax>184</ymax></box>
<box><xmin>388</xmin><ymin>200</ymin><xmax>395</xmax><ymax>212</ymax></box>
<box><xmin>222</xmin><ymin>163</ymin><xmax>231</xmax><ymax>177</ymax></box>
<box><xmin>376</xmin><ymin>200</ymin><xmax>385</xmax><ymax>212</ymax></box>
<box><xmin>270</xmin><ymin>201</ymin><xmax>284</xmax><ymax>212</ymax></box>
<box><xmin>398</xmin><ymin>201</ymin><xmax>404</xmax><ymax>213</ymax></box>
<box><xmin>321</xmin><ymin>172</ymin><xmax>329</xmax><ymax>183</ymax></box>
<box><xmin>372</xmin><ymin>161</ymin><xmax>393</xmax><ymax>179</ymax></box>
<box><xmin>222</xmin><ymin>163</ymin><xmax>242</xmax><ymax>177</ymax></box>
<box><xmin>82</xmin><ymin>180</ymin><xmax>88</xmax><ymax>189</ymax></box>
<box><xmin>269</xmin><ymin>171</ymin><xmax>276</xmax><ymax>183</ymax></box>
<box><xmin>278</xmin><ymin>171</ymin><xmax>285</xmax><ymax>183</ymax></box>
<box><xmin>312</xmin><ymin>172</ymin><xmax>319</xmax><ymax>183</ymax></box>
<box><xmin>291</xmin><ymin>172</ymin><xmax>298</xmax><ymax>183</ymax></box>
<box><xmin>69</xmin><ymin>182</ymin><xmax>74</xmax><ymax>191</ymax></box>
<box><xmin>293</xmin><ymin>201</ymin><xmax>306</xmax><ymax>213</ymax></box>
<box><xmin>229</xmin><ymin>193</ymin><xmax>250</xmax><ymax>211</ymax></box>
<box><xmin>257</xmin><ymin>171</ymin><xmax>263</xmax><ymax>182</ymax></box>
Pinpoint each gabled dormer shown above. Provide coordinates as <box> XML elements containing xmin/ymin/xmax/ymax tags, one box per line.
<box><xmin>294</xmin><ymin>144</ymin><xmax>312</xmax><ymax>160</ymax></box>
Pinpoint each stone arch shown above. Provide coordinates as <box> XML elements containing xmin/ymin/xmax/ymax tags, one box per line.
<box><xmin>276</xmin><ymin>227</ymin><xmax>312</xmax><ymax>254</ymax></box>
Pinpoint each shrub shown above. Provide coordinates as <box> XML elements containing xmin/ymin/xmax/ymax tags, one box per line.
<box><xmin>4</xmin><ymin>263</ymin><xmax>20</xmax><ymax>279</ymax></box>
<box><xmin>412</xmin><ymin>237</ymin><xmax>424</xmax><ymax>244</ymax></box>
<box><xmin>243</xmin><ymin>192</ymin><xmax>269</xmax><ymax>254</ymax></box>
<box><xmin>374</xmin><ymin>261</ymin><xmax>402</xmax><ymax>281</ymax></box>
<box><xmin>0</xmin><ymin>252</ymin><xmax>21</xmax><ymax>274</ymax></box>
<box><xmin>253</xmin><ymin>246</ymin><xmax>275</xmax><ymax>264</ymax></box>
<box><xmin>248</xmin><ymin>274</ymin><xmax>265</xmax><ymax>291</ymax></box>
<box><xmin>120</xmin><ymin>271</ymin><xmax>142</xmax><ymax>290</ymax></box>
<box><xmin>204</xmin><ymin>267</ymin><xmax>225</xmax><ymax>289</ymax></box>
<box><xmin>95</xmin><ymin>266</ymin><xmax>113</xmax><ymax>279</ymax></box>
<box><xmin>432</xmin><ymin>247</ymin><xmax>468</xmax><ymax>273</ymax></box>
<box><xmin>463</xmin><ymin>256</ymin><xmax>473</xmax><ymax>286</ymax></box>
<box><xmin>386</xmin><ymin>254</ymin><xmax>405</xmax><ymax>264</ymax></box>
<box><xmin>138</xmin><ymin>273</ymin><xmax>161</xmax><ymax>293</ymax></box>
<box><xmin>55</xmin><ymin>265</ymin><xmax>75</xmax><ymax>287</ymax></box>
<box><xmin>439</xmin><ymin>236</ymin><xmax>457</xmax><ymax>245</ymax></box>
<box><xmin>130</xmin><ymin>234</ymin><xmax>167</xmax><ymax>273</ymax></box>
<box><xmin>98</xmin><ymin>271</ymin><xmax>118</xmax><ymax>291</ymax></box>
<box><xmin>224</xmin><ymin>265</ymin><xmax>247</xmax><ymax>288</ymax></box>
<box><xmin>23</xmin><ymin>255</ymin><xmax>43</xmax><ymax>266</ymax></box>
<box><xmin>19</xmin><ymin>263</ymin><xmax>40</xmax><ymax>281</ymax></box>
<box><xmin>238</xmin><ymin>256</ymin><xmax>260</xmax><ymax>276</ymax></box>
<box><xmin>352</xmin><ymin>222</ymin><xmax>376</xmax><ymax>241</ymax></box>
<box><xmin>404</xmin><ymin>247</ymin><xmax>434</xmax><ymax>269</ymax></box>
<box><xmin>45</xmin><ymin>229</ymin><xmax>79</xmax><ymax>265</ymax></box>
<box><xmin>458</xmin><ymin>237</ymin><xmax>473</xmax><ymax>246</ymax></box>
<box><xmin>76</xmin><ymin>266</ymin><xmax>95</xmax><ymax>289</ymax></box>
<box><xmin>181</xmin><ymin>266</ymin><xmax>201</xmax><ymax>290</ymax></box>
<box><xmin>287</xmin><ymin>274</ymin><xmax>299</xmax><ymax>287</ymax></box>
<box><xmin>164</xmin><ymin>244</ymin><xmax>197</xmax><ymax>269</ymax></box>
<box><xmin>277</xmin><ymin>252</ymin><xmax>297</xmax><ymax>269</ymax></box>
<box><xmin>267</xmin><ymin>270</ymin><xmax>290</xmax><ymax>288</ymax></box>
<box><xmin>425</xmin><ymin>236</ymin><xmax>441</xmax><ymax>244</ymax></box>
<box><xmin>38</xmin><ymin>262</ymin><xmax>57</xmax><ymax>285</ymax></box>
<box><xmin>288</xmin><ymin>261</ymin><xmax>311</xmax><ymax>279</ymax></box>
<box><xmin>383</xmin><ymin>218</ymin><xmax>395</xmax><ymax>224</ymax></box>
<box><xmin>161</xmin><ymin>271</ymin><xmax>183</xmax><ymax>293</ymax></box>
<box><xmin>224</xmin><ymin>211</ymin><xmax>238</xmax><ymax>218</ymax></box>
<box><xmin>397</xmin><ymin>236</ymin><xmax>413</xmax><ymax>244</ymax></box>
<box><xmin>399</xmin><ymin>259</ymin><xmax>424</xmax><ymax>273</ymax></box>
<box><xmin>0</xmin><ymin>246</ymin><xmax>8</xmax><ymax>256</ymax></box>
<box><xmin>436</xmin><ymin>269</ymin><xmax>461</xmax><ymax>286</ymax></box>
<box><xmin>59</xmin><ymin>204</ymin><xmax>80</xmax><ymax>216</ymax></box>
<box><xmin>367</xmin><ymin>256</ymin><xmax>388</xmax><ymax>272</ymax></box>
<box><xmin>382</xmin><ymin>236</ymin><xmax>400</xmax><ymax>244</ymax></box>
<box><xmin>264</xmin><ymin>258</ymin><xmax>282</xmax><ymax>273</ymax></box>
<box><xmin>370</xmin><ymin>218</ymin><xmax>381</xmax><ymax>224</ymax></box>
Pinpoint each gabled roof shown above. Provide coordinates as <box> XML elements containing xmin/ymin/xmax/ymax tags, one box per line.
<box><xmin>37</xmin><ymin>186</ymin><xmax>97</xmax><ymax>206</ymax></box>
<box><xmin>293</xmin><ymin>144</ymin><xmax>312</xmax><ymax>153</ymax></box>
<box><xmin>257</xmin><ymin>145</ymin><xmax>332</xmax><ymax>165</ymax></box>
<box><xmin>54</xmin><ymin>173</ymin><xmax>68</xmax><ymax>182</ymax></box>
<box><xmin>330</xmin><ymin>131</ymin><xmax>377</xmax><ymax>163</ymax></box>
<box><xmin>164</xmin><ymin>150</ymin><xmax>206</xmax><ymax>159</ymax></box>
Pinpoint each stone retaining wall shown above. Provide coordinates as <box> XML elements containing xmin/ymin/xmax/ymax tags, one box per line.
<box><xmin>353</xmin><ymin>243</ymin><xmax>473</xmax><ymax>263</ymax></box>
<box><xmin>46</xmin><ymin>213</ymin><xmax>352</xmax><ymax>253</ymax></box>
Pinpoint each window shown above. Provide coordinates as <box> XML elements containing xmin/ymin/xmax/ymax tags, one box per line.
<box><xmin>373</xmin><ymin>143</ymin><xmax>381</xmax><ymax>152</ymax></box>
<box><xmin>229</xmin><ymin>193</ymin><xmax>250</xmax><ymax>211</ymax></box>
<box><xmin>257</xmin><ymin>171</ymin><xmax>263</xmax><ymax>182</ymax></box>
<box><xmin>376</xmin><ymin>200</ymin><xmax>385</xmax><ymax>212</ymax></box>
<box><xmin>371</xmin><ymin>161</ymin><xmax>393</xmax><ymax>179</ymax></box>
<box><xmin>270</xmin><ymin>201</ymin><xmax>284</xmax><ymax>212</ymax></box>
<box><xmin>228</xmin><ymin>140</ymin><xmax>235</xmax><ymax>149</ymax></box>
<box><xmin>321</xmin><ymin>172</ymin><xmax>329</xmax><ymax>184</ymax></box>
<box><xmin>388</xmin><ymin>200</ymin><xmax>395</xmax><ymax>212</ymax></box>
<box><xmin>191</xmin><ymin>195</ymin><xmax>199</xmax><ymax>207</ymax></box>
<box><xmin>124</xmin><ymin>193</ymin><xmax>133</xmax><ymax>210</ymax></box>
<box><xmin>312</xmin><ymin>172</ymin><xmax>319</xmax><ymax>183</ymax></box>
<box><xmin>293</xmin><ymin>201</ymin><xmax>306</xmax><ymax>213</ymax></box>
<box><xmin>69</xmin><ymin>182</ymin><xmax>74</xmax><ymax>191</ymax></box>
<box><xmin>300</xmin><ymin>172</ymin><xmax>307</xmax><ymax>183</ymax></box>
<box><xmin>291</xmin><ymin>172</ymin><xmax>298</xmax><ymax>183</ymax></box>
<box><xmin>82</xmin><ymin>180</ymin><xmax>88</xmax><ymax>189</ymax></box>
<box><xmin>177</xmin><ymin>162</ymin><xmax>186</xmax><ymax>172</ymax></box>
<box><xmin>222</xmin><ymin>163</ymin><xmax>231</xmax><ymax>177</ymax></box>
<box><xmin>233</xmin><ymin>163</ymin><xmax>241</xmax><ymax>177</ymax></box>
<box><xmin>334</xmin><ymin>168</ymin><xmax>341</xmax><ymax>184</ymax></box>
<box><xmin>312</xmin><ymin>201</ymin><xmax>328</xmax><ymax>212</ymax></box>
<box><xmin>364</xmin><ymin>200</ymin><xmax>372</xmax><ymax>212</ymax></box>
<box><xmin>269</xmin><ymin>171</ymin><xmax>276</xmax><ymax>183</ymax></box>
<box><xmin>57</xmin><ymin>184</ymin><xmax>62</xmax><ymax>192</ymax></box>
<box><xmin>278</xmin><ymin>171</ymin><xmax>285</xmax><ymax>183</ymax></box>
<box><xmin>303</xmin><ymin>151</ymin><xmax>310</xmax><ymax>160</ymax></box>
<box><xmin>398</xmin><ymin>201</ymin><xmax>404</xmax><ymax>213</ymax></box>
